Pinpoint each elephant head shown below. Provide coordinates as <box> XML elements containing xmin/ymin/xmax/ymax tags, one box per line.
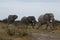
<box><xmin>27</xmin><ymin>16</ymin><xmax>37</xmax><ymax>28</ymax></box>
<box><xmin>44</xmin><ymin>13</ymin><xmax>54</xmax><ymax>23</ymax></box>
<box><xmin>27</xmin><ymin>16</ymin><xmax>36</xmax><ymax>23</ymax></box>
<box><xmin>8</xmin><ymin>15</ymin><xmax>18</xmax><ymax>24</ymax></box>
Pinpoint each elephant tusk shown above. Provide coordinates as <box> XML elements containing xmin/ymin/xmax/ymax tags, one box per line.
<box><xmin>50</xmin><ymin>20</ymin><xmax>53</xmax><ymax>22</ymax></box>
<box><xmin>32</xmin><ymin>20</ymin><xmax>34</xmax><ymax>22</ymax></box>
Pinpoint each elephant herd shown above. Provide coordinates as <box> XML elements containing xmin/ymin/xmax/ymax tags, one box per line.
<box><xmin>0</xmin><ymin>13</ymin><xmax>56</xmax><ymax>30</ymax></box>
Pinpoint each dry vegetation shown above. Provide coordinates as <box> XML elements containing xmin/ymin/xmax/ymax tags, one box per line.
<box><xmin>0</xmin><ymin>22</ymin><xmax>60</xmax><ymax>40</ymax></box>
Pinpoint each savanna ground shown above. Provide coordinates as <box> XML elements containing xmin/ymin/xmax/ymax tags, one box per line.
<box><xmin>0</xmin><ymin>22</ymin><xmax>60</xmax><ymax>40</ymax></box>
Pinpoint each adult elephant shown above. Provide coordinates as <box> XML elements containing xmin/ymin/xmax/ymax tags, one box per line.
<box><xmin>7</xmin><ymin>15</ymin><xmax>18</xmax><ymax>24</ymax></box>
<box><xmin>38</xmin><ymin>13</ymin><xmax>55</xmax><ymax>30</ymax></box>
<box><xmin>21</xmin><ymin>16</ymin><xmax>37</xmax><ymax>29</ymax></box>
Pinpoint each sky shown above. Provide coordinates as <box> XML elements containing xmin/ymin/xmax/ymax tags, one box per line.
<box><xmin>0</xmin><ymin>0</ymin><xmax>60</xmax><ymax>21</ymax></box>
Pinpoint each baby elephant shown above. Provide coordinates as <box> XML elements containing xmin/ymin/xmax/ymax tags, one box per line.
<box><xmin>21</xmin><ymin>16</ymin><xmax>36</xmax><ymax>29</ymax></box>
<box><xmin>38</xmin><ymin>13</ymin><xmax>55</xmax><ymax>30</ymax></box>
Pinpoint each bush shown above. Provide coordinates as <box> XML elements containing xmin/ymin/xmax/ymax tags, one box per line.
<box><xmin>15</xmin><ymin>29</ymin><xmax>28</xmax><ymax>37</ymax></box>
<box><xmin>0</xmin><ymin>37</ymin><xmax>12</xmax><ymax>40</ymax></box>
<box><xmin>7</xmin><ymin>24</ymin><xmax>15</xmax><ymax>36</ymax></box>
<box><xmin>7</xmin><ymin>24</ymin><xmax>28</xmax><ymax>36</ymax></box>
<box><xmin>7</xmin><ymin>29</ymin><xmax>15</xmax><ymax>36</ymax></box>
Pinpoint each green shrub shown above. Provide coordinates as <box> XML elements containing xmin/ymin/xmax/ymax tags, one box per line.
<box><xmin>7</xmin><ymin>24</ymin><xmax>28</xmax><ymax>36</ymax></box>
<box><xmin>15</xmin><ymin>29</ymin><xmax>28</xmax><ymax>37</ymax></box>
<box><xmin>7</xmin><ymin>29</ymin><xmax>15</xmax><ymax>36</ymax></box>
<box><xmin>7</xmin><ymin>25</ymin><xmax>15</xmax><ymax>36</ymax></box>
<box><xmin>0</xmin><ymin>38</ymin><xmax>12</xmax><ymax>40</ymax></box>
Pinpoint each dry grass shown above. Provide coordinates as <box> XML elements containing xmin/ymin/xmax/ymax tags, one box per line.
<box><xmin>0</xmin><ymin>22</ymin><xmax>60</xmax><ymax>40</ymax></box>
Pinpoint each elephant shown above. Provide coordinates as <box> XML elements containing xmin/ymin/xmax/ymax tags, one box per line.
<box><xmin>2</xmin><ymin>18</ymin><xmax>8</xmax><ymax>23</ymax></box>
<box><xmin>38</xmin><ymin>13</ymin><xmax>55</xmax><ymax>30</ymax></box>
<box><xmin>21</xmin><ymin>16</ymin><xmax>37</xmax><ymax>29</ymax></box>
<box><xmin>7</xmin><ymin>15</ymin><xmax>18</xmax><ymax>24</ymax></box>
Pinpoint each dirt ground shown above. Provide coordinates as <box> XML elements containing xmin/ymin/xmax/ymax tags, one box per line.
<box><xmin>13</xmin><ymin>31</ymin><xmax>60</xmax><ymax>40</ymax></box>
<box><xmin>32</xmin><ymin>31</ymin><xmax>60</xmax><ymax>40</ymax></box>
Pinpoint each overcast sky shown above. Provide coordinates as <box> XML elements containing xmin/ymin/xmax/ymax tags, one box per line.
<box><xmin>0</xmin><ymin>0</ymin><xmax>60</xmax><ymax>21</ymax></box>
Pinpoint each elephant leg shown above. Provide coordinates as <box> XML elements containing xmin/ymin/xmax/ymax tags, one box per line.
<box><xmin>46</xmin><ymin>23</ymin><xmax>49</xmax><ymax>30</ymax></box>
<box><xmin>52</xmin><ymin>22</ymin><xmax>55</xmax><ymax>30</ymax></box>
<box><xmin>50</xmin><ymin>23</ymin><xmax>54</xmax><ymax>30</ymax></box>
<box><xmin>32</xmin><ymin>25</ymin><xmax>34</xmax><ymax>29</ymax></box>
<box><xmin>46</xmin><ymin>22</ymin><xmax>50</xmax><ymax>30</ymax></box>
<box><xmin>37</xmin><ymin>22</ymin><xmax>42</xmax><ymax>29</ymax></box>
<box><xmin>47</xmin><ymin>22</ymin><xmax>54</xmax><ymax>30</ymax></box>
<box><xmin>31</xmin><ymin>23</ymin><xmax>34</xmax><ymax>29</ymax></box>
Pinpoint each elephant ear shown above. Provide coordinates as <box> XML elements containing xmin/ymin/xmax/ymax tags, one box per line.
<box><xmin>43</xmin><ymin>13</ymin><xmax>54</xmax><ymax>23</ymax></box>
<box><xmin>44</xmin><ymin>14</ymin><xmax>49</xmax><ymax>20</ymax></box>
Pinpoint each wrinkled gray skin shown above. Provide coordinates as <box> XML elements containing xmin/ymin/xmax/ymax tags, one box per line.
<box><xmin>7</xmin><ymin>15</ymin><xmax>18</xmax><ymax>24</ymax></box>
<box><xmin>38</xmin><ymin>13</ymin><xmax>55</xmax><ymax>30</ymax></box>
<box><xmin>21</xmin><ymin>16</ymin><xmax>36</xmax><ymax>29</ymax></box>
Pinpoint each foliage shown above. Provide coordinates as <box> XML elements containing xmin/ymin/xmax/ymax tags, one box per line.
<box><xmin>15</xmin><ymin>29</ymin><xmax>28</xmax><ymax>37</ymax></box>
<box><xmin>7</xmin><ymin>24</ymin><xmax>28</xmax><ymax>36</ymax></box>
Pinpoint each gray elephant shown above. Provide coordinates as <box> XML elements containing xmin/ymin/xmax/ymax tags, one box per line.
<box><xmin>7</xmin><ymin>15</ymin><xmax>18</xmax><ymax>24</ymax></box>
<box><xmin>21</xmin><ymin>16</ymin><xmax>37</xmax><ymax>28</ymax></box>
<box><xmin>38</xmin><ymin>13</ymin><xmax>55</xmax><ymax>30</ymax></box>
<box><xmin>2</xmin><ymin>18</ymin><xmax>8</xmax><ymax>23</ymax></box>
